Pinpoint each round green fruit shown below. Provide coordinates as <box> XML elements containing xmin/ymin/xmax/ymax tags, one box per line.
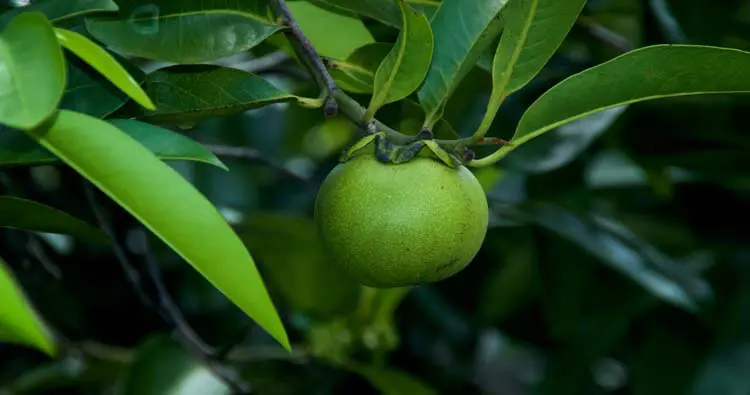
<box><xmin>314</xmin><ymin>153</ymin><xmax>489</xmax><ymax>288</ymax></box>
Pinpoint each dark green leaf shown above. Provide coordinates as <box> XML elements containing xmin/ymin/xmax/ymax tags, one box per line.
<box><xmin>118</xmin><ymin>335</ymin><xmax>230</xmax><ymax>395</ymax></box>
<box><xmin>305</xmin><ymin>0</ymin><xmax>439</xmax><ymax>28</ymax></box>
<box><xmin>0</xmin><ymin>257</ymin><xmax>57</xmax><ymax>356</ymax></box>
<box><xmin>137</xmin><ymin>65</ymin><xmax>299</xmax><ymax>124</ymax></box>
<box><xmin>54</xmin><ymin>27</ymin><xmax>155</xmax><ymax>110</ymax></box>
<box><xmin>0</xmin><ymin>0</ymin><xmax>118</xmax><ymax>28</ymax></box>
<box><xmin>329</xmin><ymin>43</ymin><xmax>392</xmax><ymax>94</ymax></box>
<box><xmin>60</xmin><ymin>49</ymin><xmax>147</xmax><ymax>118</ymax></box>
<box><xmin>366</xmin><ymin>0</ymin><xmax>433</xmax><ymax>117</ymax></box>
<box><xmin>523</xmin><ymin>203</ymin><xmax>711</xmax><ymax>312</ymax></box>
<box><xmin>484</xmin><ymin>45</ymin><xmax>750</xmax><ymax>164</ymax></box>
<box><xmin>240</xmin><ymin>213</ymin><xmax>360</xmax><ymax>320</ymax></box>
<box><xmin>0</xmin><ymin>120</ymin><xmax>226</xmax><ymax>168</ymax></box>
<box><xmin>84</xmin><ymin>0</ymin><xmax>284</xmax><ymax>63</ymax></box>
<box><xmin>348</xmin><ymin>362</ymin><xmax>436</xmax><ymax>395</ymax></box>
<box><xmin>417</xmin><ymin>0</ymin><xmax>508</xmax><ymax>128</ymax></box>
<box><xmin>0</xmin><ymin>196</ymin><xmax>108</xmax><ymax>243</ymax></box>
<box><xmin>23</xmin><ymin>109</ymin><xmax>290</xmax><ymax>350</ymax></box>
<box><xmin>0</xmin><ymin>12</ymin><xmax>65</xmax><ymax>130</ymax></box>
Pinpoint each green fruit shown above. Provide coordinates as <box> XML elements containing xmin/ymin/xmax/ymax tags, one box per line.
<box><xmin>314</xmin><ymin>152</ymin><xmax>489</xmax><ymax>288</ymax></box>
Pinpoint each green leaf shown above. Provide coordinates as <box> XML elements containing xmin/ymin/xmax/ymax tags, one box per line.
<box><xmin>240</xmin><ymin>213</ymin><xmax>360</xmax><ymax>320</ymax></box>
<box><xmin>0</xmin><ymin>12</ymin><xmax>65</xmax><ymax>130</ymax></box>
<box><xmin>305</xmin><ymin>0</ymin><xmax>439</xmax><ymax>28</ymax></box>
<box><xmin>0</xmin><ymin>0</ymin><xmax>118</xmax><ymax>28</ymax></box>
<box><xmin>475</xmin><ymin>0</ymin><xmax>585</xmax><ymax>136</ymax></box>
<box><xmin>417</xmin><ymin>0</ymin><xmax>508</xmax><ymax>128</ymax></box>
<box><xmin>60</xmin><ymin>49</ymin><xmax>147</xmax><ymax>118</ymax></box>
<box><xmin>118</xmin><ymin>335</ymin><xmax>230</xmax><ymax>395</ymax></box>
<box><xmin>287</xmin><ymin>1</ymin><xmax>374</xmax><ymax>60</ymax></box>
<box><xmin>137</xmin><ymin>65</ymin><xmax>299</xmax><ymax>124</ymax></box>
<box><xmin>348</xmin><ymin>363</ymin><xmax>436</xmax><ymax>395</ymax></box>
<box><xmin>0</xmin><ymin>120</ymin><xmax>225</xmax><ymax>168</ymax></box>
<box><xmin>494</xmin><ymin>45</ymin><xmax>750</xmax><ymax>162</ymax></box>
<box><xmin>0</xmin><ymin>196</ymin><xmax>108</xmax><ymax>243</ymax></box>
<box><xmin>84</xmin><ymin>0</ymin><xmax>284</xmax><ymax>64</ymax></box>
<box><xmin>0</xmin><ymin>257</ymin><xmax>57</xmax><ymax>356</ymax></box>
<box><xmin>23</xmin><ymin>109</ymin><xmax>290</xmax><ymax>350</ymax></box>
<box><xmin>329</xmin><ymin>43</ymin><xmax>392</xmax><ymax>94</ymax></box>
<box><xmin>54</xmin><ymin>27</ymin><xmax>155</xmax><ymax>110</ymax></box>
<box><xmin>366</xmin><ymin>0</ymin><xmax>433</xmax><ymax>118</ymax></box>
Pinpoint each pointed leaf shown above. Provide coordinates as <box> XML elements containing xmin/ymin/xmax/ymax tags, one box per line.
<box><xmin>0</xmin><ymin>12</ymin><xmax>65</xmax><ymax>130</ymax></box>
<box><xmin>0</xmin><ymin>196</ymin><xmax>108</xmax><ymax>243</ymax></box>
<box><xmin>475</xmin><ymin>0</ymin><xmax>585</xmax><ymax>136</ymax></box>
<box><xmin>348</xmin><ymin>363</ymin><xmax>436</xmax><ymax>395</ymax></box>
<box><xmin>0</xmin><ymin>257</ymin><xmax>57</xmax><ymax>356</ymax></box>
<box><xmin>137</xmin><ymin>65</ymin><xmax>299</xmax><ymax>124</ymax></box>
<box><xmin>481</xmin><ymin>45</ymin><xmax>750</xmax><ymax>164</ymax></box>
<box><xmin>54</xmin><ymin>27</ymin><xmax>155</xmax><ymax>110</ymax></box>
<box><xmin>366</xmin><ymin>0</ymin><xmax>433</xmax><ymax>118</ymax></box>
<box><xmin>23</xmin><ymin>109</ymin><xmax>290</xmax><ymax>350</ymax></box>
<box><xmin>60</xmin><ymin>49</ymin><xmax>147</xmax><ymax>118</ymax></box>
<box><xmin>0</xmin><ymin>0</ymin><xmax>118</xmax><ymax>28</ymax></box>
<box><xmin>417</xmin><ymin>0</ymin><xmax>508</xmax><ymax>128</ymax></box>
<box><xmin>0</xmin><ymin>121</ymin><xmax>225</xmax><ymax>168</ymax></box>
<box><xmin>329</xmin><ymin>43</ymin><xmax>392</xmax><ymax>94</ymax></box>
<box><xmin>85</xmin><ymin>0</ymin><xmax>284</xmax><ymax>64</ymax></box>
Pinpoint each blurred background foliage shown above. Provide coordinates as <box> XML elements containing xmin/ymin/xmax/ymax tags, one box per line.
<box><xmin>4</xmin><ymin>0</ymin><xmax>750</xmax><ymax>394</ymax></box>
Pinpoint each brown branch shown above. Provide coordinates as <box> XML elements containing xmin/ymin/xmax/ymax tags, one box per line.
<box><xmin>271</xmin><ymin>0</ymin><xmax>339</xmax><ymax>117</ymax></box>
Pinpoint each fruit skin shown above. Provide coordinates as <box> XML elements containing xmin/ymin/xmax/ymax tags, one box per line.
<box><xmin>314</xmin><ymin>153</ymin><xmax>489</xmax><ymax>288</ymax></box>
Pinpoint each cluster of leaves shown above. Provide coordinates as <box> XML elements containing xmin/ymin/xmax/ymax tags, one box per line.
<box><xmin>4</xmin><ymin>0</ymin><xmax>750</xmax><ymax>393</ymax></box>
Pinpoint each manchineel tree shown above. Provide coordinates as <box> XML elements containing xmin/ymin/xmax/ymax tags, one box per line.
<box><xmin>1</xmin><ymin>0</ymin><xmax>750</xmax><ymax>393</ymax></box>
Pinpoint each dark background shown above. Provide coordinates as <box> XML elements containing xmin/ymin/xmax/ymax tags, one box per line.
<box><xmin>3</xmin><ymin>0</ymin><xmax>750</xmax><ymax>394</ymax></box>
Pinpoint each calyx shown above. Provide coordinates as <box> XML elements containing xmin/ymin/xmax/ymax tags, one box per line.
<box><xmin>340</xmin><ymin>131</ymin><xmax>472</xmax><ymax>168</ymax></box>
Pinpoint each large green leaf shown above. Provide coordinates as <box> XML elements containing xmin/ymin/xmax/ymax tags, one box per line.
<box><xmin>0</xmin><ymin>0</ymin><xmax>118</xmax><ymax>28</ymax></box>
<box><xmin>0</xmin><ymin>120</ymin><xmax>225</xmax><ymax>168</ymax></box>
<box><xmin>475</xmin><ymin>0</ymin><xmax>585</xmax><ymax>136</ymax></box>
<box><xmin>329</xmin><ymin>43</ymin><xmax>392</xmax><ymax>94</ymax></box>
<box><xmin>0</xmin><ymin>196</ymin><xmax>108</xmax><ymax>243</ymax></box>
<box><xmin>366</xmin><ymin>0</ymin><xmax>432</xmax><ymax>117</ymax></box>
<box><xmin>137</xmin><ymin>65</ymin><xmax>299</xmax><ymax>124</ymax></box>
<box><xmin>84</xmin><ymin>0</ymin><xmax>284</xmax><ymax>64</ymax></box>
<box><xmin>118</xmin><ymin>335</ymin><xmax>230</xmax><ymax>395</ymax></box>
<box><xmin>0</xmin><ymin>257</ymin><xmax>56</xmax><ymax>356</ymax></box>
<box><xmin>476</xmin><ymin>45</ymin><xmax>750</xmax><ymax>165</ymax></box>
<box><xmin>54</xmin><ymin>27</ymin><xmax>155</xmax><ymax>110</ymax></box>
<box><xmin>417</xmin><ymin>0</ymin><xmax>508</xmax><ymax>128</ymax></box>
<box><xmin>0</xmin><ymin>12</ymin><xmax>65</xmax><ymax>130</ymax></box>
<box><xmin>287</xmin><ymin>1</ymin><xmax>374</xmax><ymax>60</ymax></box>
<box><xmin>23</xmin><ymin>109</ymin><xmax>290</xmax><ymax>350</ymax></box>
<box><xmin>60</xmin><ymin>49</ymin><xmax>147</xmax><ymax>118</ymax></box>
<box><xmin>240</xmin><ymin>213</ymin><xmax>360</xmax><ymax>320</ymax></box>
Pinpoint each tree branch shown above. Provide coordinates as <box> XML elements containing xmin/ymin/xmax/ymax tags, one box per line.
<box><xmin>271</xmin><ymin>0</ymin><xmax>339</xmax><ymax>116</ymax></box>
<box><xmin>83</xmin><ymin>182</ymin><xmax>153</xmax><ymax>308</ymax></box>
<box><xmin>138</xmin><ymin>229</ymin><xmax>252</xmax><ymax>394</ymax></box>
<box><xmin>202</xmin><ymin>143</ymin><xmax>311</xmax><ymax>182</ymax></box>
